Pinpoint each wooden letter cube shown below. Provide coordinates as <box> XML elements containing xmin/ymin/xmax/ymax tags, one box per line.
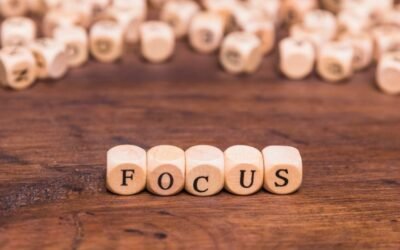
<box><xmin>140</xmin><ymin>21</ymin><xmax>175</xmax><ymax>63</ymax></box>
<box><xmin>42</xmin><ymin>10</ymin><xmax>82</xmax><ymax>37</ymax></box>
<box><xmin>54</xmin><ymin>25</ymin><xmax>88</xmax><ymax>68</ymax></box>
<box><xmin>29</xmin><ymin>38</ymin><xmax>68</xmax><ymax>79</ymax></box>
<box><xmin>262</xmin><ymin>146</ymin><xmax>302</xmax><ymax>194</ymax></box>
<box><xmin>224</xmin><ymin>145</ymin><xmax>264</xmax><ymax>195</ymax></box>
<box><xmin>185</xmin><ymin>145</ymin><xmax>224</xmax><ymax>196</ymax></box>
<box><xmin>147</xmin><ymin>145</ymin><xmax>185</xmax><ymax>196</ymax></box>
<box><xmin>242</xmin><ymin>19</ymin><xmax>275</xmax><ymax>55</ymax></box>
<box><xmin>90</xmin><ymin>20</ymin><xmax>124</xmax><ymax>63</ymax></box>
<box><xmin>160</xmin><ymin>0</ymin><xmax>200</xmax><ymax>38</ymax></box>
<box><xmin>376</xmin><ymin>52</ymin><xmax>400</xmax><ymax>95</ymax></box>
<box><xmin>281</xmin><ymin>0</ymin><xmax>317</xmax><ymax>25</ymax></box>
<box><xmin>107</xmin><ymin>145</ymin><xmax>147</xmax><ymax>195</ymax></box>
<box><xmin>1</xmin><ymin>17</ymin><xmax>36</xmax><ymax>48</ymax></box>
<box><xmin>0</xmin><ymin>0</ymin><xmax>28</xmax><ymax>17</ymax></box>
<box><xmin>219</xmin><ymin>31</ymin><xmax>263</xmax><ymax>74</ymax></box>
<box><xmin>372</xmin><ymin>26</ymin><xmax>400</xmax><ymax>61</ymax></box>
<box><xmin>279</xmin><ymin>37</ymin><xmax>315</xmax><ymax>80</ymax></box>
<box><xmin>302</xmin><ymin>9</ymin><xmax>337</xmax><ymax>41</ymax></box>
<box><xmin>339</xmin><ymin>33</ymin><xmax>373</xmax><ymax>71</ymax></box>
<box><xmin>0</xmin><ymin>46</ymin><xmax>37</xmax><ymax>90</ymax></box>
<box><xmin>189</xmin><ymin>12</ymin><xmax>225</xmax><ymax>54</ymax></box>
<box><xmin>317</xmin><ymin>42</ymin><xmax>354</xmax><ymax>82</ymax></box>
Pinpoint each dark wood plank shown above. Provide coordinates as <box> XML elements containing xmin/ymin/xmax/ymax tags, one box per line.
<box><xmin>0</xmin><ymin>41</ymin><xmax>399</xmax><ymax>249</ymax></box>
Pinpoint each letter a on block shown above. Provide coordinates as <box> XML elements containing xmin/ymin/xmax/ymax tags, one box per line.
<box><xmin>262</xmin><ymin>146</ymin><xmax>302</xmax><ymax>194</ymax></box>
<box><xmin>224</xmin><ymin>145</ymin><xmax>263</xmax><ymax>195</ymax></box>
<box><xmin>107</xmin><ymin>145</ymin><xmax>147</xmax><ymax>195</ymax></box>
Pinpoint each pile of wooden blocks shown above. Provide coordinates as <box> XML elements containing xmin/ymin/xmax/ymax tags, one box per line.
<box><xmin>107</xmin><ymin>145</ymin><xmax>303</xmax><ymax>196</ymax></box>
<box><xmin>0</xmin><ymin>0</ymin><xmax>399</xmax><ymax>95</ymax></box>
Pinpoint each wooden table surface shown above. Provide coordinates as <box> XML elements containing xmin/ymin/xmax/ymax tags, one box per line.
<box><xmin>0</xmin><ymin>41</ymin><xmax>399</xmax><ymax>249</ymax></box>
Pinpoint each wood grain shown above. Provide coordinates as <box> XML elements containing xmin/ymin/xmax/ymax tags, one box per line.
<box><xmin>0</xmin><ymin>41</ymin><xmax>399</xmax><ymax>249</ymax></box>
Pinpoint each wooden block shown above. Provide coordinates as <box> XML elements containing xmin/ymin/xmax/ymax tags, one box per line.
<box><xmin>160</xmin><ymin>0</ymin><xmax>200</xmax><ymax>39</ymax></box>
<box><xmin>54</xmin><ymin>25</ymin><xmax>88</xmax><ymax>68</ymax></box>
<box><xmin>185</xmin><ymin>145</ymin><xmax>224</xmax><ymax>196</ymax></box>
<box><xmin>113</xmin><ymin>0</ymin><xmax>147</xmax><ymax>21</ymax></box>
<box><xmin>29</xmin><ymin>38</ymin><xmax>68</xmax><ymax>79</ymax></box>
<box><xmin>58</xmin><ymin>0</ymin><xmax>93</xmax><ymax>29</ymax></box>
<box><xmin>0</xmin><ymin>46</ymin><xmax>37</xmax><ymax>90</ymax></box>
<box><xmin>249</xmin><ymin>0</ymin><xmax>281</xmax><ymax>24</ymax></box>
<box><xmin>372</xmin><ymin>26</ymin><xmax>400</xmax><ymax>61</ymax></box>
<box><xmin>106</xmin><ymin>145</ymin><xmax>147</xmax><ymax>195</ymax></box>
<box><xmin>89</xmin><ymin>20</ymin><xmax>124</xmax><ymax>63</ymax></box>
<box><xmin>279</xmin><ymin>37</ymin><xmax>315</xmax><ymax>80</ymax></box>
<box><xmin>289</xmin><ymin>24</ymin><xmax>327</xmax><ymax>53</ymax></box>
<box><xmin>147</xmin><ymin>145</ymin><xmax>185</xmax><ymax>196</ymax></box>
<box><xmin>302</xmin><ymin>9</ymin><xmax>337</xmax><ymax>41</ymax></box>
<box><xmin>0</xmin><ymin>0</ymin><xmax>28</xmax><ymax>17</ymax></box>
<box><xmin>42</xmin><ymin>10</ymin><xmax>82</xmax><ymax>37</ymax></box>
<box><xmin>281</xmin><ymin>0</ymin><xmax>317</xmax><ymax>25</ymax></box>
<box><xmin>219</xmin><ymin>31</ymin><xmax>263</xmax><ymax>74</ymax></box>
<box><xmin>1</xmin><ymin>17</ymin><xmax>36</xmax><ymax>48</ymax></box>
<box><xmin>317</xmin><ymin>42</ymin><xmax>354</xmax><ymax>82</ymax></box>
<box><xmin>232</xmin><ymin>3</ymin><xmax>265</xmax><ymax>30</ymax></box>
<box><xmin>224</xmin><ymin>145</ymin><xmax>263</xmax><ymax>195</ymax></box>
<box><xmin>262</xmin><ymin>146</ymin><xmax>302</xmax><ymax>194</ymax></box>
<box><xmin>139</xmin><ymin>21</ymin><xmax>175</xmax><ymax>63</ymax></box>
<box><xmin>376</xmin><ymin>52</ymin><xmax>400</xmax><ymax>95</ymax></box>
<box><xmin>242</xmin><ymin>19</ymin><xmax>275</xmax><ymax>55</ymax></box>
<box><xmin>337</xmin><ymin>9</ymin><xmax>370</xmax><ymax>35</ymax></box>
<box><xmin>339</xmin><ymin>33</ymin><xmax>373</xmax><ymax>71</ymax></box>
<box><xmin>189</xmin><ymin>11</ymin><xmax>225</xmax><ymax>54</ymax></box>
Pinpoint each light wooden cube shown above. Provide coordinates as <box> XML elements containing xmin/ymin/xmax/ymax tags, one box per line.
<box><xmin>160</xmin><ymin>0</ymin><xmax>200</xmax><ymax>38</ymax></box>
<box><xmin>113</xmin><ymin>0</ymin><xmax>147</xmax><ymax>21</ymax></box>
<box><xmin>339</xmin><ymin>33</ymin><xmax>373</xmax><ymax>71</ymax></box>
<box><xmin>289</xmin><ymin>24</ymin><xmax>327</xmax><ymax>53</ymax></box>
<box><xmin>376</xmin><ymin>52</ymin><xmax>400</xmax><ymax>95</ymax></box>
<box><xmin>58</xmin><ymin>0</ymin><xmax>93</xmax><ymax>29</ymax></box>
<box><xmin>219</xmin><ymin>32</ymin><xmax>263</xmax><ymax>75</ymax></box>
<box><xmin>42</xmin><ymin>10</ymin><xmax>81</xmax><ymax>37</ymax></box>
<box><xmin>317</xmin><ymin>42</ymin><xmax>354</xmax><ymax>82</ymax></box>
<box><xmin>232</xmin><ymin>3</ymin><xmax>264</xmax><ymax>30</ymax></box>
<box><xmin>279</xmin><ymin>37</ymin><xmax>315</xmax><ymax>80</ymax></box>
<box><xmin>249</xmin><ymin>0</ymin><xmax>281</xmax><ymax>24</ymax></box>
<box><xmin>189</xmin><ymin>12</ymin><xmax>225</xmax><ymax>54</ymax></box>
<box><xmin>0</xmin><ymin>0</ymin><xmax>28</xmax><ymax>17</ymax></box>
<box><xmin>281</xmin><ymin>0</ymin><xmax>317</xmax><ymax>25</ymax></box>
<box><xmin>0</xmin><ymin>46</ymin><xmax>37</xmax><ymax>90</ymax></box>
<box><xmin>372</xmin><ymin>26</ymin><xmax>400</xmax><ymax>61</ymax></box>
<box><xmin>185</xmin><ymin>145</ymin><xmax>224</xmax><ymax>196</ymax></box>
<box><xmin>147</xmin><ymin>145</ymin><xmax>185</xmax><ymax>196</ymax></box>
<box><xmin>1</xmin><ymin>17</ymin><xmax>36</xmax><ymax>48</ymax></box>
<box><xmin>107</xmin><ymin>145</ymin><xmax>147</xmax><ymax>195</ymax></box>
<box><xmin>54</xmin><ymin>25</ymin><xmax>88</xmax><ymax>68</ymax></box>
<box><xmin>337</xmin><ymin>9</ymin><xmax>370</xmax><ymax>35</ymax></box>
<box><xmin>29</xmin><ymin>38</ymin><xmax>68</xmax><ymax>79</ymax></box>
<box><xmin>302</xmin><ymin>9</ymin><xmax>337</xmax><ymax>41</ymax></box>
<box><xmin>90</xmin><ymin>20</ymin><xmax>124</xmax><ymax>63</ymax></box>
<box><xmin>224</xmin><ymin>145</ymin><xmax>263</xmax><ymax>195</ymax></box>
<box><xmin>139</xmin><ymin>21</ymin><xmax>175</xmax><ymax>63</ymax></box>
<box><xmin>262</xmin><ymin>146</ymin><xmax>302</xmax><ymax>194</ymax></box>
<box><xmin>242</xmin><ymin>19</ymin><xmax>275</xmax><ymax>55</ymax></box>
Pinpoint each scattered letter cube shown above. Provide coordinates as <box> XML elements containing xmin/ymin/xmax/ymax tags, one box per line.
<box><xmin>1</xmin><ymin>17</ymin><xmax>36</xmax><ymax>48</ymax></box>
<box><xmin>376</xmin><ymin>52</ymin><xmax>400</xmax><ymax>95</ymax></box>
<box><xmin>90</xmin><ymin>20</ymin><xmax>124</xmax><ymax>63</ymax></box>
<box><xmin>140</xmin><ymin>21</ymin><xmax>175</xmax><ymax>63</ymax></box>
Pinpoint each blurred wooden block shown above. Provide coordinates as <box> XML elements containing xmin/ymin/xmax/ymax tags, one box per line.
<box><xmin>160</xmin><ymin>0</ymin><xmax>200</xmax><ymax>39</ymax></box>
<box><xmin>302</xmin><ymin>9</ymin><xmax>337</xmax><ymax>41</ymax></box>
<box><xmin>224</xmin><ymin>145</ymin><xmax>263</xmax><ymax>195</ymax></box>
<box><xmin>106</xmin><ymin>145</ymin><xmax>147</xmax><ymax>195</ymax></box>
<box><xmin>140</xmin><ymin>21</ymin><xmax>175</xmax><ymax>63</ymax></box>
<box><xmin>58</xmin><ymin>0</ymin><xmax>93</xmax><ymax>29</ymax></box>
<box><xmin>317</xmin><ymin>42</ymin><xmax>354</xmax><ymax>82</ymax></box>
<box><xmin>220</xmin><ymin>31</ymin><xmax>263</xmax><ymax>75</ymax></box>
<box><xmin>54</xmin><ymin>25</ymin><xmax>88</xmax><ymax>67</ymax></box>
<box><xmin>1</xmin><ymin>17</ymin><xmax>36</xmax><ymax>47</ymax></box>
<box><xmin>42</xmin><ymin>10</ymin><xmax>81</xmax><ymax>37</ymax></box>
<box><xmin>147</xmin><ymin>145</ymin><xmax>185</xmax><ymax>196</ymax></box>
<box><xmin>113</xmin><ymin>0</ymin><xmax>146</xmax><ymax>21</ymax></box>
<box><xmin>262</xmin><ymin>146</ymin><xmax>302</xmax><ymax>194</ymax></box>
<box><xmin>339</xmin><ymin>33</ymin><xmax>373</xmax><ymax>71</ymax></box>
<box><xmin>0</xmin><ymin>46</ymin><xmax>36</xmax><ymax>90</ymax></box>
<box><xmin>249</xmin><ymin>0</ymin><xmax>281</xmax><ymax>24</ymax></box>
<box><xmin>0</xmin><ymin>0</ymin><xmax>28</xmax><ymax>17</ymax></box>
<box><xmin>90</xmin><ymin>0</ymin><xmax>112</xmax><ymax>16</ymax></box>
<box><xmin>376</xmin><ymin>52</ymin><xmax>400</xmax><ymax>95</ymax></box>
<box><xmin>372</xmin><ymin>26</ymin><xmax>400</xmax><ymax>61</ymax></box>
<box><xmin>281</xmin><ymin>0</ymin><xmax>317</xmax><ymax>25</ymax></box>
<box><xmin>279</xmin><ymin>37</ymin><xmax>315</xmax><ymax>80</ymax></box>
<box><xmin>189</xmin><ymin>12</ymin><xmax>225</xmax><ymax>54</ymax></box>
<box><xmin>29</xmin><ymin>38</ymin><xmax>68</xmax><ymax>79</ymax></box>
<box><xmin>289</xmin><ymin>24</ymin><xmax>327</xmax><ymax>53</ymax></box>
<box><xmin>243</xmin><ymin>19</ymin><xmax>275</xmax><ymax>55</ymax></box>
<box><xmin>89</xmin><ymin>20</ymin><xmax>124</xmax><ymax>63</ymax></box>
<box><xmin>337</xmin><ymin>9</ymin><xmax>370</xmax><ymax>35</ymax></box>
<box><xmin>185</xmin><ymin>145</ymin><xmax>224</xmax><ymax>196</ymax></box>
